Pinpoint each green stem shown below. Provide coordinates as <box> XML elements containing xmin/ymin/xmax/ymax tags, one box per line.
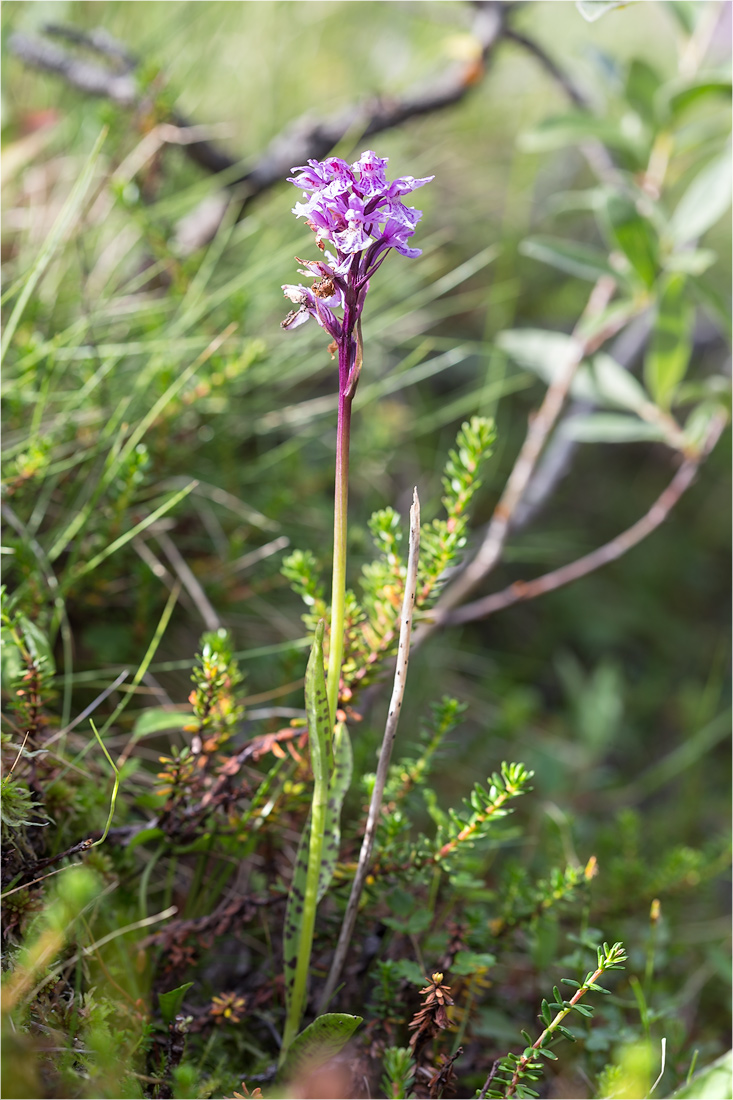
<box><xmin>280</xmin><ymin>621</ymin><xmax>331</xmax><ymax>1063</ymax></box>
<box><xmin>280</xmin><ymin>776</ymin><xmax>328</xmax><ymax>1059</ymax></box>
<box><xmin>326</xmin><ymin>391</ymin><xmax>352</xmax><ymax>727</ymax></box>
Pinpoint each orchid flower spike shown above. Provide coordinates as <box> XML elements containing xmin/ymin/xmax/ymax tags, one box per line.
<box><xmin>281</xmin><ymin>150</ymin><xmax>433</xmax><ymax>395</ymax></box>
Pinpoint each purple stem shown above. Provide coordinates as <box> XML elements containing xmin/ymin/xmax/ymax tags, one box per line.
<box><xmin>326</xmin><ymin>298</ymin><xmax>356</xmax><ymax>726</ymax></box>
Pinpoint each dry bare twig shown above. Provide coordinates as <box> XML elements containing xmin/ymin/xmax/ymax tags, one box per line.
<box><xmin>444</xmin><ymin>410</ymin><xmax>727</xmax><ymax>627</ymax></box>
<box><xmin>9</xmin><ymin>4</ymin><xmax>507</xmax><ymax>249</ymax></box>
<box><xmin>318</xmin><ymin>487</ymin><xmax>420</xmax><ymax>1013</ymax></box>
<box><xmin>418</xmin><ymin>275</ymin><xmax>638</xmax><ymax>639</ymax></box>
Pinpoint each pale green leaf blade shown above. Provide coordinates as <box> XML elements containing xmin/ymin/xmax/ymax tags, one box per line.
<box><xmin>662</xmin><ymin>76</ymin><xmax>733</xmax><ymax>122</ymax></box>
<box><xmin>644</xmin><ymin>274</ymin><xmax>694</xmax><ymax>407</ymax></box>
<box><xmin>689</xmin><ymin>273</ymin><xmax>732</xmax><ymax>339</ymax></box>
<box><xmin>625</xmin><ymin>59</ymin><xmax>662</xmax><ymax>124</ymax></box>
<box><xmin>561</xmin><ymin>413</ymin><xmax>667</xmax><ymax>443</ymax></box>
<box><xmin>132</xmin><ymin>710</ymin><xmax>194</xmax><ymax>738</ymax></box>
<box><xmin>520</xmin><ymin>236</ymin><xmax>616</xmax><ymax>282</ymax></box>
<box><xmin>159</xmin><ymin>983</ymin><xmax>194</xmax><ymax>1026</ymax></box>
<box><xmin>664</xmin><ymin>249</ymin><xmax>717</xmax><ymax>276</ymax></box>
<box><xmin>600</xmin><ymin>191</ymin><xmax>658</xmax><ymax>287</ymax></box>
<box><xmin>669</xmin><ymin>1050</ymin><xmax>733</xmax><ymax>1099</ymax></box>
<box><xmin>497</xmin><ymin>329</ymin><xmax>579</xmax><ymax>386</ymax></box>
<box><xmin>592</xmin><ymin>353</ymin><xmax>650</xmax><ymax>412</ymax></box>
<box><xmin>684</xmin><ymin>401</ymin><xmax>730</xmax><ymax>454</ymax></box>
<box><xmin>283</xmin><ymin>818</ymin><xmax>310</xmax><ymax>1013</ymax></box>
<box><xmin>279</xmin><ymin>1013</ymin><xmax>363</xmax><ymax>1083</ymax></box>
<box><xmin>519</xmin><ymin>113</ymin><xmax>642</xmax><ymax>157</ymax></box>
<box><xmin>305</xmin><ymin>619</ymin><xmax>331</xmax><ymax>791</ymax></box>
<box><xmin>576</xmin><ymin>0</ymin><xmax>631</xmax><ymax>22</ymax></box>
<box><xmin>318</xmin><ymin>722</ymin><xmax>353</xmax><ymax>902</ymax></box>
<box><xmin>497</xmin><ymin>329</ymin><xmax>599</xmax><ymax>402</ymax></box>
<box><xmin>1</xmin><ymin>128</ymin><xmax>107</xmax><ymax>363</ymax></box>
<box><xmin>669</xmin><ymin>151</ymin><xmax>732</xmax><ymax>246</ymax></box>
<box><xmin>68</xmin><ymin>481</ymin><xmax>198</xmax><ymax>584</ymax></box>
<box><xmin>12</xmin><ymin>615</ymin><xmax>56</xmax><ymax>676</ymax></box>
<box><xmin>283</xmin><ymin>621</ymin><xmax>331</xmax><ymax>1017</ymax></box>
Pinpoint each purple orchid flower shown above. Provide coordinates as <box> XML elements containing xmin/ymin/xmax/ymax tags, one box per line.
<box><xmin>278</xmin><ymin>159</ymin><xmax>432</xmax><ymax>1031</ymax></box>
<box><xmin>281</xmin><ymin>149</ymin><xmax>433</xmax><ymax>397</ymax></box>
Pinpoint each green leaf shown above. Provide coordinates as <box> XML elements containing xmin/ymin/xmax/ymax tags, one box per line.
<box><xmin>386</xmin><ymin>886</ymin><xmax>415</xmax><ymax>917</ymax></box>
<box><xmin>684</xmin><ymin>402</ymin><xmax>729</xmax><ymax>454</ymax></box>
<box><xmin>669</xmin><ymin>152</ymin><xmax>732</xmax><ymax>246</ymax></box>
<box><xmin>278</xmin><ymin>1013</ymin><xmax>363</xmax><ymax>1082</ymax></box>
<box><xmin>592</xmin><ymin>353</ymin><xmax>650</xmax><ymax>412</ymax></box>
<box><xmin>127</xmin><ymin>827</ymin><xmax>165</xmax><ymax>851</ymax></box>
<box><xmin>0</xmin><ymin>626</ymin><xmax>23</xmax><ymax>686</ymax></box>
<box><xmin>562</xmin><ymin>413</ymin><xmax>666</xmax><ymax>444</ymax></box>
<box><xmin>497</xmin><ymin>330</ymin><xmax>587</xmax><ymax>391</ymax></box>
<box><xmin>663</xmin><ymin>76</ymin><xmax>733</xmax><ymax>122</ymax></box>
<box><xmin>449</xmin><ymin>950</ymin><xmax>493</xmax><ymax>976</ymax></box>
<box><xmin>625</xmin><ymin>59</ymin><xmax>662</xmax><ymax>124</ymax></box>
<box><xmin>689</xmin><ymin>273</ymin><xmax>732</xmax><ymax>340</ymax></box>
<box><xmin>384</xmin><ymin>909</ymin><xmax>432</xmax><ymax>935</ymax></box>
<box><xmin>133</xmin><ymin>709</ymin><xmax>193</xmax><ymax>738</ymax></box>
<box><xmin>575</xmin><ymin>1</ymin><xmax>631</xmax><ymax>23</ymax></box>
<box><xmin>661</xmin><ymin>1</ymin><xmax>698</xmax><ymax>35</ymax></box>
<box><xmin>1</xmin><ymin>128</ymin><xmax>107</xmax><ymax>362</ymax></box>
<box><xmin>600</xmin><ymin>191</ymin><xmax>658</xmax><ymax>287</ymax></box>
<box><xmin>69</xmin><ymin>481</ymin><xmax>198</xmax><ymax>583</ymax></box>
<box><xmin>283</xmin><ymin>621</ymin><xmax>332</xmax><ymax>1019</ymax></box>
<box><xmin>305</xmin><ymin>620</ymin><xmax>331</xmax><ymax>791</ymax></box>
<box><xmin>664</xmin><ymin>249</ymin><xmax>717</xmax><ymax>276</ymax></box>
<box><xmin>547</xmin><ymin>187</ymin><xmax>606</xmax><ymax>217</ymax></box>
<box><xmin>519</xmin><ymin>113</ymin><xmax>643</xmax><ymax>158</ymax></box>
<box><xmin>669</xmin><ymin>1050</ymin><xmax>733</xmax><ymax>1099</ymax></box>
<box><xmin>497</xmin><ymin>331</ymin><xmax>651</xmax><ymax>411</ymax></box>
<box><xmin>520</xmin><ymin>237</ymin><xmax>616</xmax><ymax>282</ymax></box>
<box><xmin>158</xmin><ymin>983</ymin><xmax>194</xmax><ymax>1026</ymax></box>
<box><xmin>393</xmin><ymin>959</ymin><xmax>427</xmax><ymax>986</ymax></box>
<box><xmin>644</xmin><ymin>273</ymin><xmax>694</xmax><ymax>407</ymax></box>
<box><xmin>283</xmin><ymin>814</ymin><xmax>310</xmax><ymax>1009</ymax></box>
<box><xmin>318</xmin><ymin>721</ymin><xmax>352</xmax><ymax>901</ymax></box>
<box><xmin>12</xmin><ymin>615</ymin><xmax>56</xmax><ymax>676</ymax></box>
<box><xmin>515</xmin><ymin>1085</ymin><xmax>539</xmax><ymax>1099</ymax></box>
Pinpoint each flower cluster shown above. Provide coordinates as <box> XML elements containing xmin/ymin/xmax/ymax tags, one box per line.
<box><xmin>210</xmin><ymin>992</ymin><xmax>247</xmax><ymax>1024</ymax></box>
<box><xmin>282</xmin><ymin>150</ymin><xmax>433</xmax><ymax>394</ymax></box>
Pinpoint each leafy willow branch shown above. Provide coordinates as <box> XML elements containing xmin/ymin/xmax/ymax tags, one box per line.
<box><xmin>444</xmin><ymin>408</ymin><xmax>727</xmax><ymax>627</ymax></box>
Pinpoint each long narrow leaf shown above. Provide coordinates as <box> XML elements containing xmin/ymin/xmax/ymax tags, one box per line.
<box><xmin>1</xmin><ymin>129</ymin><xmax>107</xmax><ymax>363</ymax></box>
<box><xmin>318</xmin><ymin>722</ymin><xmax>352</xmax><ymax>901</ymax></box>
<box><xmin>64</xmin><ymin>482</ymin><xmax>197</xmax><ymax>585</ymax></box>
<box><xmin>88</xmin><ymin>720</ymin><xmax>120</xmax><ymax>847</ymax></box>
<box><xmin>281</xmin><ymin>621</ymin><xmax>332</xmax><ymax>1058</ymax></box>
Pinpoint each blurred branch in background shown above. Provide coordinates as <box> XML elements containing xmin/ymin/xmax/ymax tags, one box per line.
<box><xmin>420</xmin><ymin>274</ymin><xmax>629</xmax><ymax>632</ymax></box>
<box><xmin>9</xmin><ymin>3</ymin><xmax>507</xmax><ymax>251</ymax></box>
<box><xmin>8</xmin><ymin>0</ymin><xmax>640</xmax><ymax>250</ymax></box>
<box><xmin>444</xmin><ymin>407</ymin><xmax>727</xmax><ymax>626</ymax></box>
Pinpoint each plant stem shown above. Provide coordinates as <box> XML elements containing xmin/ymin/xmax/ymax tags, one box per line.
<box><xmin>505</xmin><ymin>957</ymin><xmax>618</xmax><ymax>1099</ymax></box>
<box><xmin>326</xmin><ymin>350</ymin><xmax>354</xmax><ymax>727</ymax></box>
<box><xmin>280</xmin><ymin>621</ymin><xmax>331</xmax><ymax>1063</ymax></box>
<box><xmin>319</xmin><ymin>489</ymin><xmax>420</xmax><ymax>1012</ymax></box>
<box><xmin>280</xmin><ymin>774</ymin><xmax>329</xmax><ymax>1059</ymax></box>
